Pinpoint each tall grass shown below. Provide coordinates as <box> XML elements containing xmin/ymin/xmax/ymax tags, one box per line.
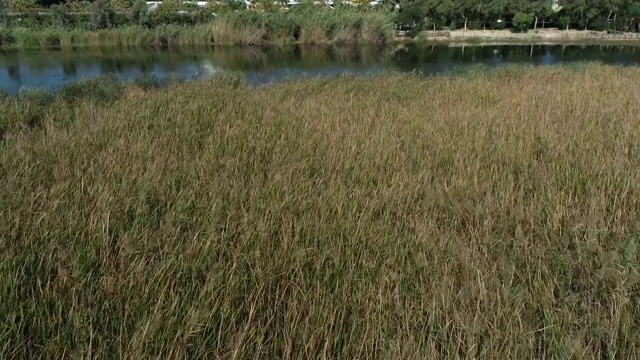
<box><xmin>211</xmin><ymin>6</ymin><xmax>395</xmax><ymax>45</ymax></box>
<box><xmin>0</xmin><ymin>7</ymin><xmax>395</xmax><ymax>49</ymax></box>
<box><xmin>2</xmin><ymin>65</ymin><xmax>640</xmax><ymax>358</ymax></box>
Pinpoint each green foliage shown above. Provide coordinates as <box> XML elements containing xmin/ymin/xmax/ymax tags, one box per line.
<box><xmin>48</xmin><ymin>4</ymin><xmax>70</xmax><ymax>28</ymax></box>
<box><xmin>128</xmin><ymin>0</ymin><xmax>150</xmax><ymax>27</ymax></box>
<box><xmin>90</xmin><ymin>0</ymin><xmax>114</xmax><ymax>29</ymax></box>
<box><xmin>558</xmin><ymin>15</ymin><xmax>570</xmax><ymax>30</ymax></box>
<box><xmin>149</xmin><ymin>0</ymin><xmax>194</xmax><ymax>26</ymax></box>
<box><xmin>0</xmin><ymin>27</ymin><xmax>16</xmax><ymax>46</ymax></box>
<box><xmin>8</xmin><ymin>0</ymin><xmax>37</xmax><ymax>14</ymax></box>
<box><xmin>512</xmin><ymin>12</ymin><xmax>533</xmax><ymax>32</ymax></box>
<box><xmin>0</xmin><ymin>0</ymin><xmax>639</xmax><ymax>43</ymax></box>
<box><xmin>0</xmin><ymin>0</ymin><xmax>9</xmax><ymax>27</ymax></box>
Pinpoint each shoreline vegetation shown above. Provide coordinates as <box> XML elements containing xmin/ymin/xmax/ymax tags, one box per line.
<box><xmin>1</xmin><ymin>0</ymin><xmax>639</xmax><ymax>49</ymax></box>
<box><xmin>2</xmin><ymin>24</ymin><xmax>640</xmax><ymax>50</ymax></box>
<box><xmin>3</xmin><ymin>64</ymin><xmax>640</xmax><ymax>357</ymax></box>
<box><xmin>0</xmin><ymin>8</ymin><xmax>396</xmax><ymax>48</ymax></box>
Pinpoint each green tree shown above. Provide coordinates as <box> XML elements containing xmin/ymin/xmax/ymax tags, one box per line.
<box><xmin>453</xmin><ymin>0</ymin><xmax>481</xmax><ymax>30</ymax></box>
<box><xmin>558</xmin><ymin>15</ymin><xmax>570</xmax><ymax>30</ymax></box>
<box><xmin>90</xmin><ymin>0</ymin><xmax>114</xmax><ymax>29</ymax></box>
<box><xmin>512</xmin><ymin>11</ymin><xmax>533</xmax><ymax>32</ymax></box>
<box><xmin>395</xmin><ymin>0</ymin><xmax>425</xmax><ymax>30</ymax></box>
<box><xmin>628</xmin><ymin>3</ymin><xmax>640</xmax><ymax>31</ymax></box>
<box><xmin>420</xmin><ymin>0</ymin><xmax>454</xmax><ymax>30</ymax></box>
<box><xmin>49</xmin><ymin>3</ymin><xmax>70</xmax><ymax>27</ymax></box>
<box><xmin>8</xmin><ymin>0</ymin><xmax>38</xmax><ymax>14</ymax></box>
<box><xmin>0</xmin><ymin>0</ymin><xmax>8</xmax><ymax>27</ymax></box>
<box><xmin>127</xmin><ymin>0</ymin><xmax>149</xmax><ymax>26</ymax></box>
<box><xmin>530</xmin><ymin>0</ymin><xmax>551</xmax><ymax>30</ymax></box>
<box><xmin>478</xmin><ymin>0</ymin><xmax>506</xmax><ymax>29</ymax></box>
<box><xmin>562</xmin><ymin>0</ymin><xmax>599</xmax><ymax>30</ymax></box>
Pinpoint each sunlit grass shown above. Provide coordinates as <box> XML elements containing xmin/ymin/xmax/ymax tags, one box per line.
<box><xmin>2</xmin><ymin>64</ymin><xmax>640</xmax><ymax>358</ymax></box>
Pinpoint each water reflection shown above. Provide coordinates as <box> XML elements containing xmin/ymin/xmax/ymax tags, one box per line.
<box><xmin>1</xmin><ymin>44</ymin><xmax>639</xmax><ymax>95</ymax></box>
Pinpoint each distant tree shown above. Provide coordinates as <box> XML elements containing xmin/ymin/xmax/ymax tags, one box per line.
<box><xmin>127</xmin><ymin>0</ymin><xmax>148</xmax><ymax>26</ymax></box>
<box><xmin>0</xmin><ymin>0</ymin><xmax>8</xmax><ymax>26</ymax></box>
<box><xmin>9</xmin><ymin>0</ymin><xmax>39</xmax><ymax>13</ymax></box>
<box><xmin>629</xmin><ymin>3</ymin><xmax>640</xmax><ymax>31</ymax></box>
<box><xmin>395</xmin><ymin>0</ymin><xmax>424</xmax><ymax>31</ymax></box>
<box><xmin>558</xmin><ymin>15</ymin><xmax>570</xmax><ymax>30</ymax></box>
<box><xmin>89</xmin><ymin>0</ymin><xmax>114</xmax><ymax>29</ymax></box>
<box><xmin>108</xmin><ymin>0</ymin><xmax>133</xmax><ymax>12</ymax></box>
<box><xmin>49</xmin><ymin>3</ymin><xmax>70</xmax><ymax>27</ymax></box>
<box><xmin>512</xmin><ymin>11</ymin><xmax>533</xmax><ymax>32</ymax></box>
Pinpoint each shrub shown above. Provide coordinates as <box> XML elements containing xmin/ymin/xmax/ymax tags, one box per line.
<box><xmin>90</xmin><ymin>0</ymin><xmax>114</xmax><ymax>29</ymax></box>
<box><xmin>149</xmin><ymin>0</ymin><xmax>194</xmax><ymax>26</ymax></box>
<box><xmin>128</xmin><ymin>0</ymin><xmax>150</xmax><ymax>27</ymax></box>
<box><xmin>0</xmin><ymin>27</ymin><xmax>16</xmax><ymax>47</ymax></box>
<box><xmin>48</xmin><ymin>3</ymin><xmax>70</xmax><ymax>28</ymax></box>
<box><xmin>8</xmin><ymin>0</ymin><xmax>38</xmax><ymax>14</ymax></box>
<box><xmin>512</xmin><ymin>12</ymin><xmax>533</xmax><ymax>32</ymax></box>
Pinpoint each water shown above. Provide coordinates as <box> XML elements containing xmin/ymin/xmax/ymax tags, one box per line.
<box><xmin>1</xmin><ymin>44</ymin><xmax>640</xmax><ymax>95</ymax></box>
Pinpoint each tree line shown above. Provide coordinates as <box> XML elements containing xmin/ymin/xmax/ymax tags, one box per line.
<box><xmin>0</xmin><ymin>0</ymin><xmax>639</xmax><ymax>32</ymax></box>
<box><xmin>391</xmin><ymin>0</ymin><xmax>640</xmax><ymax>33</ymax></box>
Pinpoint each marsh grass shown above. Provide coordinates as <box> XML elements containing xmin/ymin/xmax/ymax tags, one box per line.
<box><xmin>2</xmin><ymin>65</ymin><xmax>640</xmax><ymax>358</ymax></box>
<box><xmin>58</xmin><ymin>75</ymin><xmax>124</xmax><ymax>104</ymax></box>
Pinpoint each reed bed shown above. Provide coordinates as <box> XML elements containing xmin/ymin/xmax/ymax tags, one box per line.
<box><xmin>0</xmin><ymin>7</ymin><xmax>395</xmax><ymax>49</ymax></box>
<box><xmin>2</xmin><ymin>65</ymin><xmax>640</xmax><ymax>358</ymax></box>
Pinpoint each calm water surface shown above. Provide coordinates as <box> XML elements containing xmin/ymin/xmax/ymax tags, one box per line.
<box><xmin>1</xmin><ymin>44</ymin><xmax>640</xmax><ymax>94</ymax></box>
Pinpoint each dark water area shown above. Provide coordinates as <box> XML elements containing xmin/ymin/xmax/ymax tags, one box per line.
<box><xmin>1</xmin><ymin>43</ymin><xmax>640</xmax><ymax>95</ymax></box>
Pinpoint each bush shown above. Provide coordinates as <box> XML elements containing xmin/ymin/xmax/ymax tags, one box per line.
<box><xmin>128</xmin><ymin>0</ymin><xmax>150</xmax><ymax>27</ymax></box>
<box><xmin>48</xmin><ymin>4</ymin><xmax>70</xmax><ymax>28</ymax></box>
<box><xmin>558</xmin><ymin>16</ymin><xmax>570</xmax><ymax>30</ymax></box>
<box><xmin>512</xmin><ymin>12</ymin><xmax>533</xmax><ymax>32</ymax></box>
<box><xmin>0</xmin><ymin>27</ymin><xmax>16</xmax><ymax>47</ymax></box>
<box><xmin>8</xmin><ymin>0</ymin><xmax>38</xmax><ymax>14</ymax></box>
<box><xmin>90</xmin><ymin>0</ymin><xmax>114</xmax><ymax>29</ymax></box>
<box><xmin>149</xmin><ymin>0</ymin><xmax>194</xmax><ymax>26</ymax></box>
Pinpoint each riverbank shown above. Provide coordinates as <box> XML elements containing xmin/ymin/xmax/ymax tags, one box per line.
<box><xmin>2</xmin><ymin>26</ymin><xmax>639</xmax><ymax>51</ymax></box>
<box><xmin>3</xmin><ymin>65</ymin><xmax>640</xmax><ymax>358</ymax></box>
<box><xmin>402</xmin><ymin>28</ymin><xmax>640</xmax><ymax>44</ymax></box>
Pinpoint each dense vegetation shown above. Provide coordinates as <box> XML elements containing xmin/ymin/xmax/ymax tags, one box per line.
<box><xmin>393</xmin><ymin>0</ymin><xmax>640</xmax><ymax>32</ymax></box>
<box><xmin>0</xmin><ymin>2</ymin><xmax>395</xmax><ymax>47</ymax></box>
<box><xmin>2</xmin><ymin>65</ymin><xmax>640</xmax><ymax>358</ymax></box>
<box><xmin>0</xmin><ymin>0</ymin><xmax>639</xmax><ymax>48</ymax></box>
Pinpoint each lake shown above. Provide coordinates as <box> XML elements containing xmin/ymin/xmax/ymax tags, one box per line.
<box><xmin>1</xmin><ymin>43</ymin><xmax>640</xmax><ymax>95</ymax></box>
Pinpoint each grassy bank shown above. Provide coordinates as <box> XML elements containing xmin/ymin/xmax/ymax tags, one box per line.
<box><xmin>3</xmin><ymin>65</ymin><xmax>640</xmax><ymax>358</ymax></box>
<box><xmin>0</xmin><ymin>8</ymin><xmax>395</xmax><ymax>49</ymax></box>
